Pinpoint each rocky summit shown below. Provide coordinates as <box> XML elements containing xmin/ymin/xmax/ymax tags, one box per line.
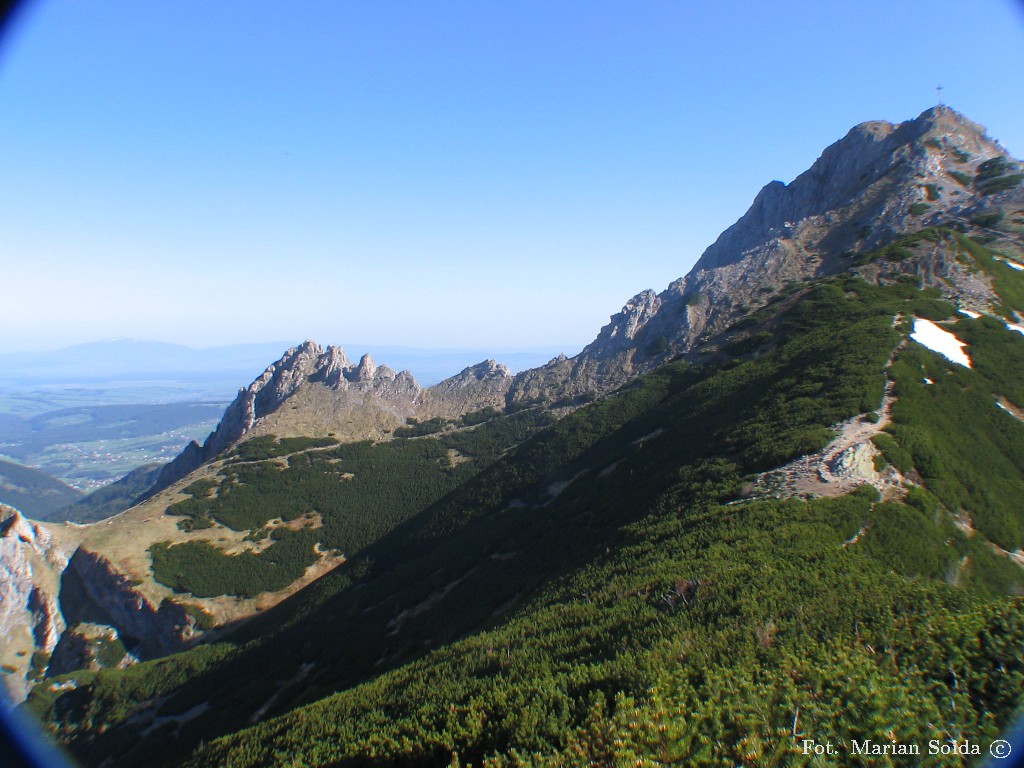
<box><xmin>149</xmin><ymin>341</ymin><xmax>514</xmax><ymax>495</ymax></box>
<box><xmin>509</xmin><ymin>106</ymin><xmax>1021</xmax><ymax>403</ymax></box>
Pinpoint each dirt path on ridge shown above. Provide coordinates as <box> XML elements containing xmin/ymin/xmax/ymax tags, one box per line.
<box><xmin>751</xmin><ymin>336</ymin><xmax>907</xmax><ymax>500</ymax></box>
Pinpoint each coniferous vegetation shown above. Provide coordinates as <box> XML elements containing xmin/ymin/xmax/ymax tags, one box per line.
<box><xmin>950</xmin><ymin>170</ymin><xmax>973</xmax><ymax>186</ymax></box>
<box><xmin>151</xmin><ymin>411</ymin><xmax>558</xmax><ymax>597</ymax></box>
<box><xmin>393</xmin><ymin>417</ymin><xmax>453</xmax><ymax>437</ymax></box>
<box><xmin>32</xmin><ymin>271</ymin><xmax>1024</xmax><ymax>767</ymax></box>
<box><xmin>151</xmin><ymin>532</ymin><xmax>319</xmax><ymax>598</ymax></box>
<box><xmin>23</xmin><ymin>239</ymin><xmax>1024</xmax><ymax>768</ymax></box>
<box><xmin>975</xmin><ymin>156</ymin><xmax>1024</xmax><ymax>196</ymax></box>
<box><xmin>230</xmin><ymin>435</ymin><xmax>339</xmax><ymax>462</ymax></box>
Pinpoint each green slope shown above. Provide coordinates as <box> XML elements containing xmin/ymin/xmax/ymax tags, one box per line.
<box><xmin>56</xmin><ymin>462</ymin><xmax>164</xmax><ymax>523</ymax></box>
<box><xmin>28</xmin><ymin>268</ymin><xmax>1024</xmax><ymax>767</ymax></box>
<box><xmin>0</xmin><ymin>457</ymin><xmax>84</xmax><ymax>519</ymax></box>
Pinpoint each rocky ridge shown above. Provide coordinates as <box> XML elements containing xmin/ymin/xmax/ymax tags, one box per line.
<box><xmin>1</xmin><ymin>346</ymin><xmax>516</xmax><ymax>700</ymax></box>
<box><xmin>509</xmin><ymin>106</ymin><xmax>1023</xmax><ymax>403</ymax></box>
<box><xmin>150</xmin><ymin>342</ymin><xmax>513</xmax><ymax>494</ymax></box>
<box><xmin>152</xmin><ymin>107</ymin><xmax>1023</xmax><ymax>480</ymax></box>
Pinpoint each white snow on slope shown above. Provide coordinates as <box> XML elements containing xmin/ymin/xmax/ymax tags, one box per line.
<box><xmin>994</xmin><ymin>256</ymin><xmax>1024</xmax><ymax>271</ymax></box>
<box><xmin>910</xmin><ymin>318</ymin><xmax>972</xmax><ymax>368</ymax></box>
<box><xmin>958</xmin><ymin>309</ymin><xmax>981</xmax><ymax>319</ymax></box>
<box><xmin>1006</xmin><ymin>322</ymin><xmax>1024</xmax><ymax>337</ymax></box>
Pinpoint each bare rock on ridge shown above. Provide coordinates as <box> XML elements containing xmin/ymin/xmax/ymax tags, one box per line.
<box><xmin>148</xmin><ymin>343</ymin><xmax>515</xmax><ymax>493</ymax></box>
<box><xmin>508</xmin><ymin>105</ymin><xmax>1022</xmax><ymax>404</ymax></box>
<box><xmin>425</xmin><ymin>359</ymin><xmax>513</xmax><ymax>418</ymax></box>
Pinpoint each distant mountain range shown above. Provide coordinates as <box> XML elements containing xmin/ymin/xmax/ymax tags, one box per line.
<box><xmin>0</xmin><ymin>339</ymin><xmax>571</xmax><ymax>391</ymax></box>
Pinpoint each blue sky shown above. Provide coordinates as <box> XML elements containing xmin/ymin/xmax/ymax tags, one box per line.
<box><xmin>1</xmin><ymin>1</ymin><xmax>1022</xmax><ymax>356</ymax></box>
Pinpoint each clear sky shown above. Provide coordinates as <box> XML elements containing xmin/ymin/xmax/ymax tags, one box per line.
<box><xmin>1</xmin><ymin>0</ymin><xmax>1022</xmax><ymax>356</ymax></box>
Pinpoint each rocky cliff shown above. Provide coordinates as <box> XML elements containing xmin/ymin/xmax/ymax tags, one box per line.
<box><xmin>149</xmin><ymin>342</ymin><xmax>514</xmax><ymax>494</ymax></box>
<box><xmin>0</xmin><ymin>504</ymin><xmax>205</xmax><ymax>700</ymax></box>
<box><xmin>508</xmin><ymin>106</ymin><xmax>1023</xmax><ymax>403</ymax></box>
<box><xmin>59</xmin><ymin>547</ymin><xmax>200</xmax><ymax>658</ymax></box>
<box><xmin>0</xmin><ymin>506</ymin><xmax>66</xmax><ymax>699</ymax></box>
<box><xmin>424</xmin><ymin>359</ymin><xmax>513</xmax><ymax>418</ymax></box>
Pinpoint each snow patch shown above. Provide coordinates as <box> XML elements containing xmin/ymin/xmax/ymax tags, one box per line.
<box><xmin>1006</xmin><ymin>322</ymin><xmax>1024</xmax><ymax>337</ymax></box>
<box><xmin>923</xmin><ymin>378</ymin><xmax>934</xmax><ymax>385</ymax></box>
<box><xmin>910</xmin><ymin>318</ymin><xmax>971</xmax><ymax>368</ymax></box>
<box><xmin>994</xmin><ymin>255</ymin><xmax>1024</xmax><ymax>271</ymax></box>
<box><xmin>958</xmin><ymin>309</ymin><xmax>981</xmax><ymax>319</ymax></box>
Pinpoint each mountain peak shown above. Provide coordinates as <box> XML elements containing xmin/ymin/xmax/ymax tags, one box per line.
<box><xmin>690</xmin><ymin>104</ymin><xmax>1009</xmax><ymax>276</ymax></box>
<box><xmin>509</xmin><ymin>106</ymin><xmax>1022</xmax><ymax>406</ymax></box>
<box><xmin>913</xmin><ymin>104</ymin><xmax>988</xmax><ymax>137</ymax></box>
<box><xmin>351</xmin><ymin>353</ymin><xmax>377</xmax><ymax>382</ymax></box>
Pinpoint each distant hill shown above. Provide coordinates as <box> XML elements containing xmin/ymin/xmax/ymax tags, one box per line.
<box><xmin>0</xmin><ymin>340</ymin><xmax>299</xmax><ymax>386</ymax></box>
<box><xmin>0</xmin><ymin>458</ymin><xmax>83</xmax><ymax>519</ymax></box>
<box><xmin>0</xmin><ymin>339</ymin><xmax>570</xmax><ymax>394</ymax></box>
<box><xmin>56</xmin><ymin>463</ymin><xmax>165</xmax><ymax>523</ymax></box>
<box><xmin>0</xmin><ymin>401</ymin><xmax>227</xmax><ymax>491</ymax></box>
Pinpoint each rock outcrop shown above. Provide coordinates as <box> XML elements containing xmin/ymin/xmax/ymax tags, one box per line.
<box><xmin>59</xmin><ymin>547</ymin><xmax>199</xmax><ymax>658</ymax></box>
<box><xmin>424</xmin><ymin>360</ymin><xmax>513</xmax><ymax>418</ymax></box>
<box><xmin>0</xmin><ymin>505</ymin><xmax>67</xmax><ymax>699</ymax></box>
<box><xmin>509</xmin><ymin>106</ymin><xmax>1023</xmax><ymax>403</ymax></box>
<box><xmin>147</xmin><ymin>343</ymin><xmax>515</xmax><ymax>494</ymax></box>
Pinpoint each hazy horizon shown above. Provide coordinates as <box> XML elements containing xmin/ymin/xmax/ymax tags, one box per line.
<box><xmin>2</xmin><ymin>1</ymin><xmax>1023</xmax><ymax>353</ymax></box>
<box><xmin>0</xmin><ymin>336</ymin><xmax>576</xmax><ymax>391</ymax></box>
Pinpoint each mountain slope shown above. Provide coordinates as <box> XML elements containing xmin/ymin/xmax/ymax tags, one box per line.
<box><xmin>31</xmin><ymin>268</ymin><xmax>1024</xmax><ymax>767</ymax></box>
<box><xmin>55</xmin><ymin>463</ymin><xmax>164</xmax><ymax>523</ymax></box>
<box><xmin>509</xmin><ymin>105</ymin><xmax>1020</xmax><ymax>404</ymax></box>
<box><xmin>0</xmin><ymin>350</ymin><xmax>531</xmax><ymax>700</ymax></box>
<box><xmin>0</xmin><ymin>459</ymin><xmax>84</xmax><ymax>519</ymax></box>
<box><xmin>145</xmin><ymin>344</ymin><xmax>515</xmax><ymax>497</ymax></box>
<box><xmin>16</xmin><ymin>106</ymin><xmax>1024</xmax><ymax>766</ymax></box>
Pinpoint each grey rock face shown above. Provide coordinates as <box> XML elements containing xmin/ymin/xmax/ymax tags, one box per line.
<box><xmin>59</xmin><ymin>547</ymin><xmax>198</xmax><ymax>658</ymax></box>
<box><xmin>509</xmin><ymin>106</ymin><xmax>1022</xmax><ymax>404</ymax></box>
<box><xmin>148</xmin><ymin>343</ymin><xmax>518</xmax><ymax>492</ymax></box>
<box><xmin>27</xmin><ymin>584</ymin><xmax>64</xmax><ymax>653</ymax></box>
<box><xmin>693</xmin><ymin>107</ymin><xmax>1004</xmax><ymax>273</ymax></box>
<box><xmin>0</xmin><ymin>509</ymin><xmax>66</xmax><ymax>646</ymax></box>
<box><xmin>425</xmin><ymin>360</ymin><xmax>514</xmax><ymax>417</ymax></box>
<box><xmin>588</xmin><ymin>290</ymin><xmax>662</xmax><ymax>354</ymax></box>
<box><xmin>0</xmin><ymin>506</ymin><xmax>67</xmax><ymax>699</ymax></box>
